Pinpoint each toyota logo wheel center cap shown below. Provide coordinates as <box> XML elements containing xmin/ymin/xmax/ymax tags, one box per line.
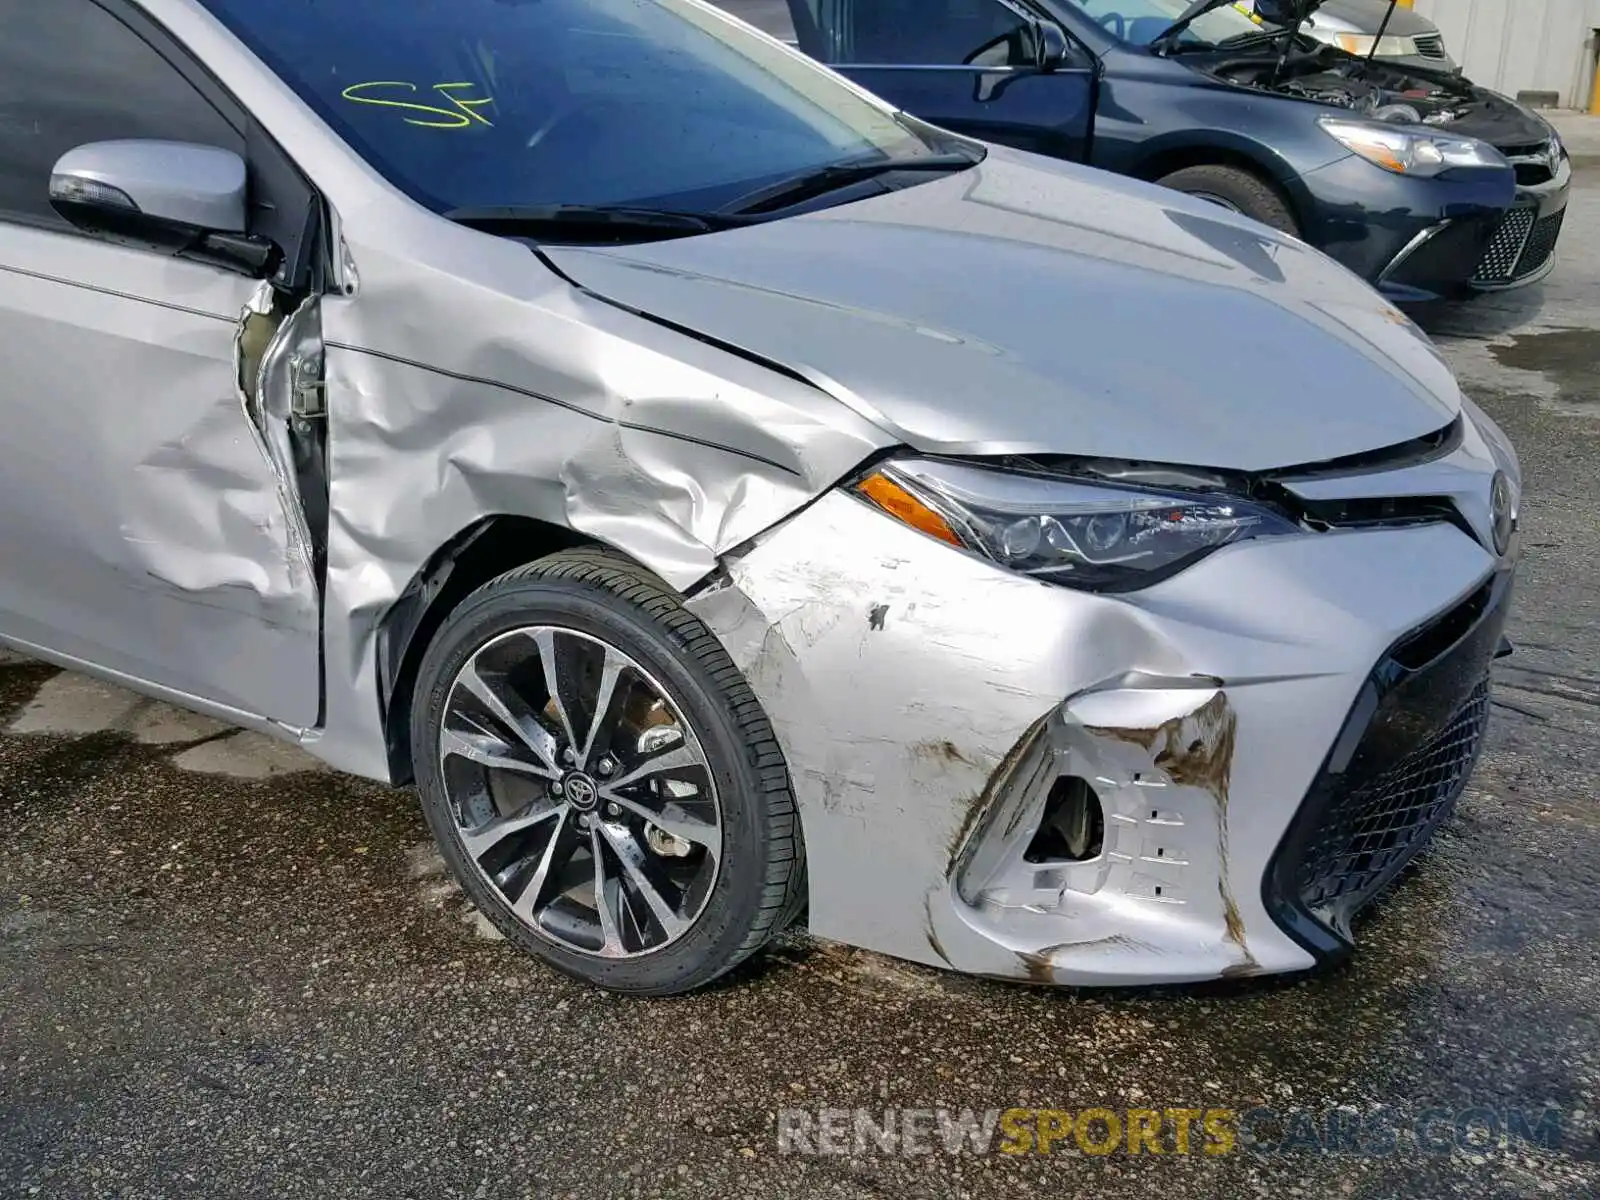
<box><xmin>563</xmin><ymin>772</ymin><xmax>599</xmax><ymax>812</ymax></box>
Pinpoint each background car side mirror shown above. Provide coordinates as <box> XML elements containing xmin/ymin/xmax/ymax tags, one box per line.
<box><xmin>1034</xmin><ymin>22</ymin><xmax>1071</xmax><ymax>72</ymax></box>
<box><xmin>49</xmin><ymin>140</ymin><xmax>280</xmax><ymax>278</ymax></box>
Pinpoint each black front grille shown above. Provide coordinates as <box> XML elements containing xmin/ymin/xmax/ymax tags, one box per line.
<box><xmin>1412</xmin><ymin>33</ymin><xmax>1447</xmax><ymax>59</ymax></box>
<box><xmin>1513</xmin><ymin>161</ymin><xmax>1554</xmax><ymax>187</ymax></box>
<box><xmin>1294</xmin><ymin>681</ymin><xmax>1489</xmax><ymax>929</ymax></box>
<box><xmin>1498</xmin><ymin>141</ymin><xmax>1548</xmax><ymax>160</ymax></box>
<box><xmin>1472</xmin><ymin>208</ymin><xmax>1535</xmax><ymax>284</ymax></box>
<box><xmin>1516</xmin><ymin>208</ymin><xmax>1565</xmax><ymax>277</ymax></box>
<box><xmin>1503</xmin><ymin>142</ymin><xmax>1557</xmax><ymax>187</ymax></box>
<box><xmin>1265</xmin><ymin>571</ymin><xmax>1512</xmax><ymax>962</ymax></box>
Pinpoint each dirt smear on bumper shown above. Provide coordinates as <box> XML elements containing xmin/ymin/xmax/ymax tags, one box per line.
<box><xmin>1087</xmin><ymin>692</ymin><xmax>1259</xmax><ymax>975</ymax></box>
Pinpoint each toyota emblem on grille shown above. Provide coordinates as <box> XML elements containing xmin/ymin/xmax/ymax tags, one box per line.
<box><xmin>1490</xmin><ymin>471</ymin><xmax>1517</xmax><ymax>557</ymax></box>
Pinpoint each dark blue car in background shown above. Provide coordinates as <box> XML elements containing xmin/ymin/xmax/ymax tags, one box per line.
<box><xmin>719</xmin><ymin>0</ymin><xmax>1571</xmax><ymax>302</ymax></box>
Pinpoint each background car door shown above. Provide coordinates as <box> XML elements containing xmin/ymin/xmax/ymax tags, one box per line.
<box><xmin>739</xmin><ymin>0</ymin><xmax>1098</xmax><ymax>162</ymax></box>
<box><xmin>0</xmin><ymin>0</ymin><xmax>323</xmax><ymax>726</ymax></box>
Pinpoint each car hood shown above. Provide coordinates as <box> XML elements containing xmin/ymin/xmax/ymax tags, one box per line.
<box><xmin>1449</xmin><ymin>87</ymin><xmax>1557</xmax><ymax>149</ymax></box>
<box><xmin>543</xmin><ymin>149</ymin><xmax>1463</xmax><ymax>472</ymax></box>
<box><xmin>1311</xmin><ymin>0</ymin><xmax>1438</xmax><ymax>38</ymax></box>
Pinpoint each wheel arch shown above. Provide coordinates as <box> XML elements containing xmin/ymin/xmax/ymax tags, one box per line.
<box><xmin>1128</xmin><ymin>135</ymin><xmax>1310</xmax><ymax>230</ymax></box>
<box><xmin>378</xmin><ymin>514</ymin><xmax>597</xmax><ymax>784</ymax></box>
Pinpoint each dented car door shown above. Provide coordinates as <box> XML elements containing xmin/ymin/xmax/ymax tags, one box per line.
<box><xmin>0</xmin><ymin>0</ymin><xmax>322</xmax><ymax>726</ymax></box>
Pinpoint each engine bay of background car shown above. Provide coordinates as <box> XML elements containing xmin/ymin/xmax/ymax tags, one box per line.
<box><xmin>1193</xmin><ymin>42</ymin><xmax>1549</xmax><ymax>146</ymax></box>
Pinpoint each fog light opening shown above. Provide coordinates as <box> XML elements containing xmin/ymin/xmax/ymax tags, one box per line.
<box><xmin>1024</xmin><ymin>776</ymin><xmax>1104</xmax><ymax>863</ymax></box>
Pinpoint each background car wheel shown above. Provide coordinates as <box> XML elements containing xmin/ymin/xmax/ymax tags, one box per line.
<box><xmin>1155</xmin><ymin>164</ymin><xmax>1299</xmax><ymax>236</ymax></box>
<box><xmin>410</xmin><ymin>548</ymin><xmax>805</xmax><ymax>996</ymax></box>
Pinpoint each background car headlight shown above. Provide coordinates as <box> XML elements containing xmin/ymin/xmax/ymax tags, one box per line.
<box><xmin>1318</xmin><ymin>116</ymin><xmax>1507</xmax><ymax>177</ymax></box>
<box><xmin>854</xmin><ymin>459</ymin><xmax>1302</xmax><ymax>591</ymax></box>
<box><xmin>1323</xmin><ymin>32</ymin><xmax>1415</xmax><ymax>58</ymax></box>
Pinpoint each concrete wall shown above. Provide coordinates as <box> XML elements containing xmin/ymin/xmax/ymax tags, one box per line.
<box><xmin>1412</xmin><ymin>0</ymin><xmax>1600</xmax><ymax>108</ymax></box>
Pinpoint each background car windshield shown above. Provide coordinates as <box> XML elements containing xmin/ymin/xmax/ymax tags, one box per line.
<box><xmin>200</xmin><ymin>0</ymin><xmax>931</xmax><ymax>213</ymax></box>
<box><xmin>1069</xmin><ymin>0</ymin><xmax>1271</xmax><ymax>46</ymax></box>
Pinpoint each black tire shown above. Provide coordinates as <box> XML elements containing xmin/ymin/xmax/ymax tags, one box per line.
<box><xmin>410</xmin><ymin>547</ymin><xmax>805</xmax><ymax>995</ymax></box>
<box><xmin>1155</xmin><ymin>164</ymin><xmax>1299</xmax><ymax>236</ymax></box>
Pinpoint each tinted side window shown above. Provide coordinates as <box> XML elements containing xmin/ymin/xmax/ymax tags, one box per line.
<box><xmin>0</xmin><ymin>0</ymin><xmax>243</xmax><ymax>228</ymax></box>
<box><xmin>814</xmin><ymin>0</ymin><xmax>1036</xmax><ymax>66</ymax></box>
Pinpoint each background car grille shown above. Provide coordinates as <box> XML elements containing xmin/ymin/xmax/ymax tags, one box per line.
<box><xmin>1293</xmin><ymin>680</ymin><xmax>1490</xmax><ymax>929</ymax></box>
<box><xmin>1512</xmin><ymin>162</ymin><xmax>1554</xmax><ymax>187</ymax></box>
<box><xmin>1500</xmin><ymin>139</ymin><xmax>1559</xmax><ymax>187</ymax></box>
<box><xmin>1472</xmin><ymin>208</ymin><xmax>1536</xmax><ymax>284</ymax></box>
<box><xmin>1516</xmin><ymin>208</ymin><xmax>1566</xmax><ymax>277</ymax></box>
<box><xmin>1412</xmin><ymin>32</ymin><xmax>1447</xmax><ymax>59</ymax></box>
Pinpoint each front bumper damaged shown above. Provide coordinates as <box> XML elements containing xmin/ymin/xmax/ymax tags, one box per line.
<box><xmin>687</xmin><ymin>488</ymin><xmax>1504</xmax><ymax>985</ymax></box>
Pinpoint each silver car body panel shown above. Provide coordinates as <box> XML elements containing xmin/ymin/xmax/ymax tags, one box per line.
<box><xmin>686</xmin><ymin>488</ymin><xmax>1500</xmax><ymax>983</ymax></box>
<box><xmin>1</xmin><ymin>0</ymin><xmax>894</xmax><ymax>779</ymax></box>
<box><xmin>0</xmin><ymin>0</ymin><xmax>1515</xmax><ymax>982</ymax></box>
<box><xmin>0</xmin><ymin>222</ymin><xmax>323</xmax><ymax>725</ymax></box>
<box><xmin>311</xmin><ymin>224</ymin><xmax>892</xmax><ymax>775</ymax></box>
<box><xmin>544</xmin><ymin>147</ymin><xmax>1463</xmax><ymax>471</ymax></box>
<box><xmin>51</xmin><ymin>139</ymin><xmax>251</xmax><ymax>232</ymax></box>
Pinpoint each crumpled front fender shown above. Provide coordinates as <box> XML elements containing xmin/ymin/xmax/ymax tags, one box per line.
<box><xmin>307</xmin><ymin>220</ymin><xmax>891</xmax><ymax>779</ymax></box>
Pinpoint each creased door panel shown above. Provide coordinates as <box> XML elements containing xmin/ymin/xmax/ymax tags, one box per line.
<box><xmin>0</xmin><ymin>224</ymin><xmax>320</xmax><ymax>724</ymax></box>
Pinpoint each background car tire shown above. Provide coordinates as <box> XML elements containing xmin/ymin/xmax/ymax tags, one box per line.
<box><xmin>1156</xmin><ymin>164</ymin><xmax>1299</xmax><ymax>236</ymax></box>
<box><xmin>411</xmin><ymin>547</ymin><xmax>806</xmax><ymax>996</ymax></box>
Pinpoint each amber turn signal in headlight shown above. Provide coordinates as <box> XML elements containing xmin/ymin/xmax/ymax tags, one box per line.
<box><xmin>854</xmin><ymin>459</ymin><xmax>1302</xmax><ymax>592</ymax></box>
<box><xmin>857</xmin><ymin>470</ymin><xmax>963</xmax><ymax>547</ymax></box>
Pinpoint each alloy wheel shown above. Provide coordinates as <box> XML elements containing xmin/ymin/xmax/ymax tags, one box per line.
<box><xmin>437</xmin><ymin>625</ymin><xmax>722</xmax><ymax>958</ymax></box>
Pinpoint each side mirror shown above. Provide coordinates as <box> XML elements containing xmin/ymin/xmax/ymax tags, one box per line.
<box><xmin>1034</xmin><ymin>22</ymin><xmax>1071</xmax><ymax>72</ymax></box>
<box><xmin>49</xmin><ymin>140</ymin><xmax>279</xmax><ymax>278</ymax></box>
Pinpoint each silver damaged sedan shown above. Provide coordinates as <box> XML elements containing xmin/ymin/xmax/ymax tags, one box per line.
<box><xmin>0</xmin><ymin>0</ymin><xmax>1521</xmax><ymax>993</ymax></box>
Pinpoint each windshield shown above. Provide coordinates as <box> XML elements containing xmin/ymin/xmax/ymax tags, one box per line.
<box><xmin>1068</xmin><ymin>0</ymin><xmax>1274</xmax><ymax>47</ymax></box>
<box><xmin>200</xmin><ymin>0</ymin><xmax>946</xmax><ymax>214</ymax></box>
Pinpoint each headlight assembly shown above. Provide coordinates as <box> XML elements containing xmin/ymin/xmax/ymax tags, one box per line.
<box><xmin>853</xmin><ymin>459</ymin><xmax>1302</xmax><ymax>591</ymax></box>
<box><xmin>1318</xmin><ymin>116</ymin><xmax>1508</xmax><ymax>177</ymax></box>
<box><xmin>1329</xmin><ymin>32</ymin><xmax>1415</xmax><ymax>58</ymax></box>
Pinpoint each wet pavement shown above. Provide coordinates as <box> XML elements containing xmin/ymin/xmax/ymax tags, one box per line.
<box><xmin>3</xmin><ymin>175</ymin><xmax>1599</xmax><ymax>1200</ymax></box>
